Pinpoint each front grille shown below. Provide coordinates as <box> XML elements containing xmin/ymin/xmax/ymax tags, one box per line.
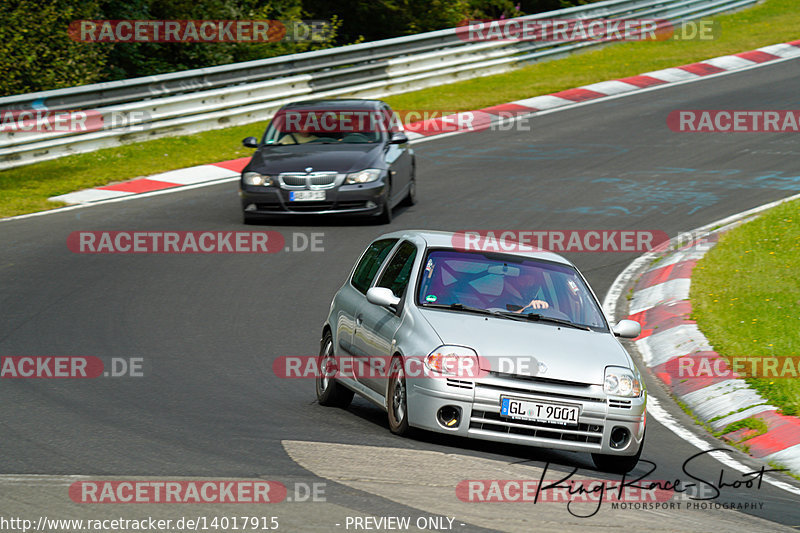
<box><xmin>255</xmin><ymin>203</ymin><xmax>282</xmax><ymax>211</ymax></box>
<box><xmin>309</xmin><ymin>173</ymin><xmax>337</xmax><ymax>186</ymax></box>
<box><xmin>490</xmin><ymin>371</ymin><xmax>593</xmax><ymax>388</ymax></box>
<box><xmin>470</xmin><ymin>409</ymin><xmax>603</xmax><ymax>444</ymax></box>
<box><xmin>279</xmin><ymin>172</ymin><xmax>338</xmax><ymax>189</ymax></box>
<box><xmin>476</xmin><ymin>382</ymin><xmax>605</xmax><ymax>405</ymax></box>
<box><xmin>446</xmin><ymin>378</ymin><xmax>474</xmax><ymax>390</ymax></box>
<box><xmin>609</xmin><ymin>399</ymin><xmax>632</xmax><ymax>409</ymax></box>
<box><xmin>286</xmin><ymin>202</ymin><xmax>336</xmax><ymax>212</ymax></box>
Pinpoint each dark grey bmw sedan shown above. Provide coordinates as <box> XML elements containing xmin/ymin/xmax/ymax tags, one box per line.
<box><xmin>239</xmin><ymin>99</ymin><xmax>416</xmax><ymax>224</ymax></box>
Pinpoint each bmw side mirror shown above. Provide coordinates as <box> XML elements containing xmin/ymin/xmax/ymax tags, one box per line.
<box><xmin>613</xmin><ymin>319</ymin><xmax>641</xmax><ymax>339</ymax></box>
<box><xmin>366</xmin><ymin>287</ymin><xmax>400</xmax><ymax>309</ymax></box>
<box><xmin>389</xmin><ymin>132</ymin><xmax>408</xmax><ymax>145</ymax></box>
<box><xmin>242</xmin><ymin>136</ymin><xmax>259</xmax><ymax>148</ymax></box>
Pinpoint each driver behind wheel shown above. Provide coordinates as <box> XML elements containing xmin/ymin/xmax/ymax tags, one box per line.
<box><xmin>505</xmin><ymin>270</ymin><xmax>550</xmax><ymax>312</ymax></box>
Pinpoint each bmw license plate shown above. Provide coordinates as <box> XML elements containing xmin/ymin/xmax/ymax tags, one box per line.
<box><xmin>290</xmin><ymin>190</ymin><xmax>325</xmax><ymax>201</ymax></box>
<box><xmin>500</xmin><ymin>396</ymin><xmax>580</xmax><ymax>426</ymax></box>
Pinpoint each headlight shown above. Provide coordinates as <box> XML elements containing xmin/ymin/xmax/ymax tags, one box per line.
<box><xmin>243</xmin><ymin>172</ymin><xmax>272</xmax><ymax>186</ymax></box>
<box><xmin>604</xmin><ymin>366</ymin><xmax>642</xmax><ymax>397</ymax></box>
<box><xmin>345</xmin><ymin>169</ymin><xmax>381</xmax><ymax>184</ymax></box>
<box><xmin>425</xmin><ymin>345</ymin><xmax>479</xmax><ymax>377</ymax></box>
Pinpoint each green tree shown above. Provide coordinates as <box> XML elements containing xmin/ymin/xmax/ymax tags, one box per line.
<box><xmin>98</xmin><ymin>0</ymin><xmax>339</xmax><ymax>80</ymax></box>
<box><xmin>303</xmin><ymin>0</ymin><xmax>470</xmax><ymax>44</ymax></box>
<box><xmin>0</xmin><ymin>0</ymin><xmax>108</xmax><ymax>96</ymax></box>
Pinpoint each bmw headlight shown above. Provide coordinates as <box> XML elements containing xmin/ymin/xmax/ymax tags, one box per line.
<box><xmin>604</xmin><ymin>366</ymin><xmax>642</xmax><ymax>397</ymax></box>
<box><xmin>243</xmin><ymin>172</ymin><xmax>272</xmax><ymax>186</ymax></box>
<box><xmin>345</xmin><ymin>169</ymin><xmax>381</xmax><ymax>184</ymax></box>
<box><xmin>425</xmin><ymin>345</ymin><xmax>480</xmax><ymax>377</ymax></box>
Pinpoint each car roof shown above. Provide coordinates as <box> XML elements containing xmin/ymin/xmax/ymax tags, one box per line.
<box><xmin>375</xmin><ymin>229</ymin><xmax>574</xmax><ymax>266</ymax></box>
<box><xmin>282</xmin><ymin>99</ymin><xmax>386</xmax><ymax>111</ymax></box>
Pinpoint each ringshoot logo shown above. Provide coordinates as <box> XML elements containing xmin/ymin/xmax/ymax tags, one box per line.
<box><xmin>669</xmin><ymin>355</ymin><xmax>800</xmax><ymax>379</ymax></box>
<box><xmin>0</xmin><ymin>356</ymin><xmax>142</xmax><ymax>378</ymax></box>
<box><xmin>68</xmin><ymin>20</ymin><xmax>332</xmax><ymax>43</ymax></box>
<box><xmin>451</xmin><ymin>230</ymin><xmax>670</xmax><ymax>253</ymax></box>
<box><xmin>668</xmin><ymin>110</ymin><xmax>800</xmax><ymax>132</ymax></box>
<box><xmin>67</xmin><ymin>231</ymin><xmax>287</xmax><ymax>254</ymax></box>
<box><xmin>69</xmin><ymin>481</ymin><xmax>288</xmax><ymax>504</ymax></box>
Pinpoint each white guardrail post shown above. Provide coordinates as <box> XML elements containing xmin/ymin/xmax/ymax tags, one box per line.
<box><xmin>0</xmin><ymin>0</ymin><xmax>757</xmax><ymax>169</ymax></box>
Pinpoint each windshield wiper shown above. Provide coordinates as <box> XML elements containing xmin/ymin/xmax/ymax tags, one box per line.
<box><xmin>420</xmin><ymin>302</ymin><xmax>536</xmax><ymax>320</ymax></box>
<box><xmin>421</xmin><ymin>302</ymin><xmax>514</xmax><ymax>320</ymax></box>
<box><xmin>495</xmin><ymin>311</ymin><xmax>591</xmax><ymax>331</ymax></box>
<box><xmin>421</xmin><ymin>302</ymin><xmax>494</xmax><ymax>315</ymax></box>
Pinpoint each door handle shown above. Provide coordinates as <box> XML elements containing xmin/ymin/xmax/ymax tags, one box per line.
<box><xmin>355</xmin><ymin>316</ymin><xmax>363</xmax><ymax>327</ymax></box>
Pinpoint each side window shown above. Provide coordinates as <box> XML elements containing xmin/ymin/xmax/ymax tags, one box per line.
<box><xmin>383</xmin><ymin>105</ymin><xmax>401</xmax><ymax>133</ymax></box>
<box><xmin>377</xmin><ymin>241</ymin><xmax>418</xmax><ymax>297</ymax></box>
<box><xmin>351</xmin><ymin>239</ymin><xmax>398</xmax><ymax>294</ymax></box>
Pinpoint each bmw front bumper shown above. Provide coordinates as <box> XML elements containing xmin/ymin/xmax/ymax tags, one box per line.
<box><xmin>240</xmin><ymin>181</ymin><xmax>386</xmax><ymax>216</ymax></box>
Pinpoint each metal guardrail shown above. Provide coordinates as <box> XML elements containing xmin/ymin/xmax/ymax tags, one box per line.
<box><xmin>0</xmin><ymin>0</ymin><xmax>757</xmax><ymax>169</ymax></box>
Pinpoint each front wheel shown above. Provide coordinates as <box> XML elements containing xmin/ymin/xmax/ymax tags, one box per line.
<box><xmin>592</xmin><ymin>430</ymin><xmax>645</xmax><ymax>474</ymax></box>
<box><xmin>400</xmin><ymin>173</ymin><xmax>416</xmax><ymax>207</ymax></box>
<box><xmin>374</xmin><ymin>181</ymin><xmax>393</xmax><ymax>224</ymax></box>
<box><xmin>387</xmin><ymin>356</ymin><xmax>411</xmax><ymax>435</ymax></box>
<box><xmin>316</xmin><ymin>333</ymin><xmax>354</xmax><ymax>408</ymax></box>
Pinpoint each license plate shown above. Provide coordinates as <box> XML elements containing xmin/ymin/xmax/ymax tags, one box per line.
<box><xmin>290</xmin><ymin>190</ymin><xmax>325</xmax><ymax>201</ymax></box>
<box><xmin>500</xmin><ymin>396</ymin><xmax>580</xmax><ymax>427</ymax></box>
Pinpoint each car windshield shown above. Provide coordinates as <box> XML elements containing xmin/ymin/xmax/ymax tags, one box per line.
<box><xmin>416</xmin><ymin>250</ymin><xmax>608</xmax><ymax>331</ymax></box>
<box><xmin>262</xmin><ymin>108</ymin><xmax>390</xmax><ymax>145</ymax></box>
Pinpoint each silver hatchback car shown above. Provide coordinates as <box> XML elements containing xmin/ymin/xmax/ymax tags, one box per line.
<box><xmin>317</xmin><ymin>230</ymin><xmax>646</xmax><ymax>473</ymax></box>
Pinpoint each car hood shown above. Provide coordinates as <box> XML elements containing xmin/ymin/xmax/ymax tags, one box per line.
<box><xmin>418</xmin><ymin>309</ymin><xmax>630</xmax><ymax>385</ymax></box>
<box><xmin>247</xmin><ymin>144</ymin><xmax>383</xmax><ymax>174</ymax></box>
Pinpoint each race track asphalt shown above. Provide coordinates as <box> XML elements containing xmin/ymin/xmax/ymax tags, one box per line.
<box><xmin>2</xmin><ymin>56</ymin><xmax>799</xmax><ymax>531</ymax></box>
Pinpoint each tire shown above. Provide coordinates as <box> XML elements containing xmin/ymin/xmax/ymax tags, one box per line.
<box><xmin>592</xmin><ymin>430</ymin><xmax>645</xmax><ymax>474</ymax></box>
<box><xmin>316</xmin><ymin>333</ymin><xmax>354</xmax><ymax>408</ymax></box>
<box><xmin>400</xmin><ymin>172</ymin><xmax>416</xmax><ymax>207</ymax></box>
<box><xmin>387</xmin><ymin>356</ymin><xmax>411</xmax><ymax>435</ymax></box>
<box><xmin>376</xmin><ymin>186</ymin><xmax>393</xmax><ymax>224</ymax></box>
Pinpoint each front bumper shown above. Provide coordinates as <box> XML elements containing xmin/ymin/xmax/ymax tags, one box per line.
<box><xmin>240</xmin><ymin>181</ymin><xmax>386</xmax><ymax>215</ymax></box>
<box><xmin>407</xmin><ymin>372</ymin><xmax>646</xmax><ymax>456</ymax></box>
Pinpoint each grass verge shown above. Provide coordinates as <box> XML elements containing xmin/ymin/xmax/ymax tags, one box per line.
<box><xmin>691</xmin><ymin>198</ymin><xmax>800</xmax><ymax>416</ymax></box>
<box><xmin>2</xmin><ymin>0</ymin><xmax>800</xmax><ymax>217</ymax></box>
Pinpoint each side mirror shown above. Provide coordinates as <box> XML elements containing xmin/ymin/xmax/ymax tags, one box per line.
<box><xmin>242</xmin><ymin>136</ymin><xmax>259</xmax><ymax>148</ymax></box>
<box><xmin>366</xmin><ymin>287</ymin><xmax>400</xmax><ymax>309</ymax></box>
<box><xmin>613</xmin><ymin>319</ymin><xmax>641</xmax><ymax>339</ymax></box>
<box><xmin>389</xmin><ymin>132</ymin><xmax>408</xmax><ymax>145</ymax></box>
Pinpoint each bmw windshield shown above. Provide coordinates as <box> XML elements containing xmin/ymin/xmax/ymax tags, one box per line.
<box><xmin>416</xmin><ymin>250</ymin><xmax>608</xmax><ymax>331</ymax></box>
<box><xmin>262</xmin><ymin>108</ymin><xmax>391</xmax><ymax>145</ymax></box>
